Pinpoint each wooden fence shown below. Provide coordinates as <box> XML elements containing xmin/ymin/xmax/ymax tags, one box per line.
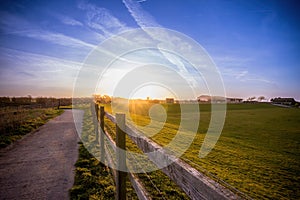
<box><xmin>93</xmin><ymin>103</ymin><xmax>242</xmax><ymax>200</ymax></box>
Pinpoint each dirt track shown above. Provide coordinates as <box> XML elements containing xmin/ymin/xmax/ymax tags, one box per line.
<box><xmin>0</xmin><ymin>109</ymin><xmax>84</xmax><ymax>200</ymax></box>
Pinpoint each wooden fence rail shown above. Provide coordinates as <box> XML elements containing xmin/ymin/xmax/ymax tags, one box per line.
<box><xmin>94</xmin><ymin>103</ymin><xmax>242</xmax><ymax>200</ymax></box>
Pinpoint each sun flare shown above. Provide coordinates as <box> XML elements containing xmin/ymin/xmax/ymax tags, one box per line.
<box><xmin>129</xmin><ymin>84</ymin><xmax>175</xmax><ymax>100</ymax></box>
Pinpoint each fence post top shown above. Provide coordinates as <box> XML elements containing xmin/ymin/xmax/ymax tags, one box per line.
<box><xmin>116</xmin><ymin>113</ymin><xmax>126</xmax><ymax>121</ymax></box>
<box><xmin>116</xmin><ymin>113</ymin><xmax>126</xmax><ymax>130</ymax></box>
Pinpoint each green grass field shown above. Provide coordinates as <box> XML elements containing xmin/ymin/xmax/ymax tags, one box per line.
<box><xmin>108</xmin><ymin>103</ymin><xmax>300</xmax><ymax>199</ymax></box>
<box><xmin>73</xmin><ymin>103</ymin><xmax>300</xmax><ymax>199</ymax></box>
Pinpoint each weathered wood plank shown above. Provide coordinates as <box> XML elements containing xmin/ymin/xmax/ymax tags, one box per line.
<box><xmin>104</xmin><ymin>142</ymin><xmax>117</xmax><ymax>184</ymax></box>
<box><xmin>105</xmin><ymin>111</ymin><xmax>241</xmax><ymax>200</ymax></box>
<box><xmin>128</xmin><ymin>173</ymin><xmax>152</xmax><ymax>200</ymax></box>
<box><xmin>103</xmin><ymin>128</ymin><xmax>116</xmax><ymax>151</ymax></box>
<box><xmin>105</xmin><ymin>111</ymin><xmax>116</xmax><ymax>124</ymax></box>
<box><xmin>124</xmin><ymin>124</ymin><xmax>241</xmax><ymax>200</ymax></box>
<box><xmin>106</xmin><ymin>143</ymin><xmax>152</xmax><ymax>200</ymax></box>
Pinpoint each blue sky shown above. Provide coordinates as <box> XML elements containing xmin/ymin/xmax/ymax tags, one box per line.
<box><xmin>0</xmin><ymin>0</ymin><xmax>299</xmax><ymax>100</ymax></box>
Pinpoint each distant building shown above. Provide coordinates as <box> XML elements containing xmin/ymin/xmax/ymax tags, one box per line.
<box><xmin>271</xmin><ymin>97</ymin><xmax>297</xmax><ymax>105</ymax></box>
<box><xmin>166</xmin><ymin>98</ymin><xmax>174</xmax><ymax>104</ymax></box>
<box><xmin>226</xmin><ymin>98</ymin><xmax>243</xmax><ymax>103</ymax></box>
<box><xmin>212</xmin><ymin>96</ymin><xmax>227</xmax><ymax>103</ymax></box>
<box><xmin>150</xmin><ymin>99</ymin><xmax>161</xmax><ymax>104</ymax></box>
<box><xmin>197</xmin><ymin>95</ymin><xmax>227</xmax><ymax>103</ymax></box>
<box><xmin>197</xmin><ymin>95</ymin><xmax>211</xmax><ymax>102</ymax></box>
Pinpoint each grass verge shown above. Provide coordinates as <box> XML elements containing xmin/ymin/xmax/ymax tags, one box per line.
<box><xmin>0</xmin><ymin>108</ymin><xmax>63</xmax><ymax>148</ymax></box>
<box><xmin>69</xmin><ymin>142</ymin><xmax>116</xmax><ymax>200</ymax></box>
<box><xmin>70</xmin><ymin>104</ymin><xmax>116</xmax><ymax>199</ymax></box>
<box><xmin>70</xmin><ymin>104</ymin><xmax>187</xmax><ymax>199</ymax></box>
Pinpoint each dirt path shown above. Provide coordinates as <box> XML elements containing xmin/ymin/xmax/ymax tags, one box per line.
<box><xmin>0</xmin><ymin>109</ymin><xmax>84</xmax><ymax>200</ymax></box>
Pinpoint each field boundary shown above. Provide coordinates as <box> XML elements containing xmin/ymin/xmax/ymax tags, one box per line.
<box><xmin>94</xmin><ymin>103</ymin><xmax>242</xmax><ymax>200</ymax></box>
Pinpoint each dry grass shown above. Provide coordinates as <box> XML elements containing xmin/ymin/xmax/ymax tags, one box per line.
<box><xmin>0</xmin><ymin>107</ymin><xmax>63</xmax><ymax>148</ymax></box>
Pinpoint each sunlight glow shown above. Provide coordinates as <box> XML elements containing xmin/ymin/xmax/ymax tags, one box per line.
<box><xmin>129</xmin><ymin>84</ymin><xmax>175</xmax><ymax>100</ymax></box>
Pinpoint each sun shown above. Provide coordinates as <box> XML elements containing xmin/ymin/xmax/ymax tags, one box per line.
<box><xmin>129</xmin><ymin>84</ymin><xmax>175</xmax><ymax>100</ymax></box>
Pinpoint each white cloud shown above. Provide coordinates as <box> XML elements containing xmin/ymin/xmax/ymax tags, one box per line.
<box><xmin>0</xmin><ymin>47</ymin><xmax>82</xmax><ymax>74</ymax></box>
<box><xmin>61</xmin><ymin>16</ymin><xmax>83</xmax><ymax>26</ymax></box>
<box><xmin>0</xmin><ymin>11</ymin><xmax>96</xmax><ymax>50</ymax></box>
<box><xmin>235</xmin><ymin>70</ymin><xmax>248</xmax><ymax>79</ymax></box>
<box><xmin>0</xmin><ymin>47</ymin><xmax>93</xmax><ymax>96</ymax></box>
<box><xmin>21</xmin><ymin>30</ymin><xmax>96</xmax><ymax>49</ymax></box>
<box><xmin>122</xmin><ymin>0</ymin><xmax>215</xmax><ymax>94</ymax></box>
<box><xmin>0</xmin><ymin>47</ymin><xmax>108</xmax><ymax>98</ymax></box>
<box><xmin>78</xmin><ymin>1</ymin><xmax>130</xmax><ymax>36</ymax></box>
<box><xmin>214</xmin><ymin>55</ymin><xmax>274</xmax><ymax>84</ymax></box>
<box><xmin>15</xmin><ymin>29</ymin><xmax>96</xmax><ymax>50</ymax></box>
<box><xmin>122</xmin><ymin>0</ymin><xmax>161</xmax><ymax>28</ymax></box>
<box><xmin>221</xmin><ymin>67</ymin><xmax>274</xmax><ymax>84</ymax></box>
<box><xmin>214</xmin><ymin>55</ymin><xmax>252</xmax><ymax>67</ymax></box>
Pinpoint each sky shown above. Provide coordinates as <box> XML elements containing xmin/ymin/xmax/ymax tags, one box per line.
<box><xmin>0</xmin><ymin>0</ymin><xmax>299</xmax><ymax>100</ymax></box>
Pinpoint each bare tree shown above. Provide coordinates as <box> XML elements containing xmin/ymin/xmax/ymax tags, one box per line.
<box><xmin>258</xmin><ymin>96</ymin><xmax>266</xmax><ymax>102</ymax></box>
<box><xmin>247</xmin><ymin>96</ymin><xmax>255</xmax><ymax>101</ymax></box>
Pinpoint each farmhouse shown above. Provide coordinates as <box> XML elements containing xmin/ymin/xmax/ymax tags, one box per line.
<box><xmin>197</xmin><ymin>95</ymin><xmax>211</xmax><ymax>102</ymax></box>
<box><xmin>271</xmin><ymin>97</ymin><xmax>297</xmax><ymax>105</ymax></box>
<box><xmin>166</xmin><ymin>98</ymin><xmax>174</xmax><ymax>104</ymax></box>
<box><xmin>226</xmin><ymin>98</ymin><xmax>243</xmax><ymax>103</ymax></box>
<box><xmin>197</xmin><ymin>95</ymin><xmax>227</xmax><ymax>103</ymax></box>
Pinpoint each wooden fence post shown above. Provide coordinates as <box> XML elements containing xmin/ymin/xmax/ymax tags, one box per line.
<box><xmin>93</xmin><ymin>104</ymin><xmax>99</xmax><ymax>142</ymax></box>
<box><xmin>94</xmin><ymin>103</ymin><xmax>99</xmax><ymax>121</ymax></box>
<box><xmin>57</xmin><ymin>99</ymin><xmax>61</xmax><ymax>109</ymax></box>
<box><xmin>100</xmin><ymin>106</ymin><xmax>105</xmax><ymax>163</ymax></box>
<box><xmin>116</xmin><ymin>113</ymin><xmax>127</xmax><ymax>200</ymax></box>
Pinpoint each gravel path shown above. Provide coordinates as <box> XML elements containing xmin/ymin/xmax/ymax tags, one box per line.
<box><xmin>0</xmin><ymin>109</ymin><xmax>84</xmax><ymax>200</ymax></box>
